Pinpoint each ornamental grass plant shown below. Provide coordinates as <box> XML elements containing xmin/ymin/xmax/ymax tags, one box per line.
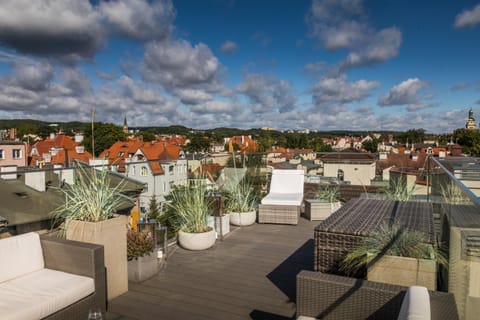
<box><xmin>315</xmin><ymin>185</ymin><xmax>340</xmax><ymax>203</ymax></box>
<box><xmin>384</xmin><ymin>178</ymin><xmax>416</xmax><ymax>201</ymax></box>
<box><xmin>224</xmin><ymin>178</ymin><xmax>257</xmax><ymax>213</ymax></box>
<box><xmin>341</xmin><ymin>224</ymin><xmax>447</xmax><ymax>275</ymax></box>
<box><xmin>167</xmin><ymin>181</ymin><xmax>213</xmax><ymax>233</ymax></box>
<box><xmin>52</xmin><ymin>165</ymin><xmax>131</xmax><ymax>222</ymax></box>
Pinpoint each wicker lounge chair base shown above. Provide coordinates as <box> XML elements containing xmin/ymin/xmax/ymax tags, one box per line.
<box><xmin>258</xmin><ymin>204</ymin><xmax>300</xmax><ymax>225</ymax></box>
<box><xmin>296</xmin><ymin>271</ymin><xmax>458</xmax><ymax>320</ymax></box>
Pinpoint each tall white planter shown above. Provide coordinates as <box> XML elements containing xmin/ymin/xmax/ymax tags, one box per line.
<box><xmin>66</xmin><ymin>215</ymin><xmax>128</xmax><ymax>300</ymax></box>
<box><xmin>229</xmin><ymin>210</ymin><xmax>256</xmax><ymax>226</ymax></box>
<box><xmin>177</xmin><ymin>229</ymin><xmax>216</xmax><ymax>251</ymax></box>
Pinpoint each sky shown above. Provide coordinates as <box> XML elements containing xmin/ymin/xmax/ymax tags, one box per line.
<box><xmin>0</xmin><ymin>0</ymin><xmax>480</xmax><ymax>133</ymax></box>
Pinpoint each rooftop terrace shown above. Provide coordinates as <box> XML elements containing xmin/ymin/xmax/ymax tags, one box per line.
<box><xmin>110</xmin><ymin>218</ymin><xmax>318</xmax><ymax>320</ymax></box>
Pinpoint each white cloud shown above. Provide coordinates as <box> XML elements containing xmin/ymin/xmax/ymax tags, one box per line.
<box><xmin>220</xmin><ymin>41</ymin><xmax>238</xmax><ymax>54</ymax></box>
<box><xmin>141</xmin><ymin>39</ymin><xmax>221</xmax><ymax>91</ymax></box>
<box><xmin>118</xmin><ymin>76</ymin><xmax>165</xmax><ymax>105</ymax></box>
<box><xmin>60</xmin><ymin>67</ymin><xmax>92</xmax><ymax>96</ymax></box>
<box><xmin>236</xmin><ymin>74</ymin><xmax>297</xmax><ymax>113</ymax></box>
<box><xmin>311</xmin><ymin>75</ymin><xmax>379</xmax><ymax>109</ymax></box>
<box><xmin>0</xmin><ymin>0</ymin><xmax>104</xmax><ymax>60</ymax></box>
<box><xmin>100</xmin><ymin>0</ymin><xmax>175</xmax><ymax>41</ymax></box>
<box><xmin>378</xmin><ymin>78</ymin><xmax>431</xmax><ymax>111</ymax></box>
<box><xmin>455</xmin><ymin>4</ymin><xmax>480</xmax><ymax>28</ymax></box>
<box><xmin>190</xmin><ymin>100</ymin><xmax>234</xmax><ymax>114</ymax></box>
<box><xmin>176</xmin><ymin>89</ymin><xmax>213</xmax><ymax>105</ymax></box>
<box><xmin>11</xmin><ymin>60</ymin><xmax>54</xmax><ymax>91</ymax></box>
<box><xmin>307</xmin><ymin>0</ymin><xmax>401</xmax><ymax>68</ymax></box>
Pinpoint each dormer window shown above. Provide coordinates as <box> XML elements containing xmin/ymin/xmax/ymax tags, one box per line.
<box><xmin>118</xmin><ymin>152</ymin><xmax>125</xmax><ymax>157</ymax></box>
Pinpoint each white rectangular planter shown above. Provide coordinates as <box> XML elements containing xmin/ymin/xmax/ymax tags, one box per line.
<box><xmin>304</xmin><ymin>200</ymin><xmax>342</xmax><ymax>220</ymax></box>
<box><xmin>208</xmin><ymin>214</ymin><xmax>230</xmax><ymax>237</ymax></box>
<box><xmin>128</xmin><ymin>253</ymin><xmax>159</xmax><ymax>283</ymax></box>
<box><xmin>66</xmin><ymin>215</ymin><xmax>128</xmax><ymax>300</ymax></box>
<box><xmin>367</xmin><ymin>255</ymin><xmax>436</xmax><ymax>290</ymax></box>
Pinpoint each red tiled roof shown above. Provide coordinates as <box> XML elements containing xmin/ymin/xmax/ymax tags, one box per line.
<box><xmin>30</xmin><ymin>134</ymin><xmax>92</xmax><ymax>166</ymax></box>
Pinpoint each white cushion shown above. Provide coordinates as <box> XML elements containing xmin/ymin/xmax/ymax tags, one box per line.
<box><xmin>0</xmin><ymin>268</ymin><xmax>95</xmax><ymax>320</ymax></box>
<box><xmin>269</xmin><ymin>169</ymin><xmax>304</xmax><ymax>194</ymax></box>
<box><xmin>397</xmin><ymin>286</ymin><xmax>431</xmax><ymax>320</ymax></box>
<box><xmin>0</xmin><ymin>232</ymin><xmax>44</xmax><ymax>283</ymax></box>
<box><xmin>261</xmin><ymin>193</ymin><xmax>303</xmax><ymax>206</ymax></box>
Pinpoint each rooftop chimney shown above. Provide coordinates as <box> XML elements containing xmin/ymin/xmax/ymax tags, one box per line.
<box><xmin>25</xmin><ymin>170</ymin><xmax>46</xmax><ymax>192</ymax></box>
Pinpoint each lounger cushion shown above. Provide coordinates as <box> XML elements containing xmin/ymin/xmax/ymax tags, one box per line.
<box><xmin>0</xmin><ymin>232</ymin><xmax>44</xmax><ymax>283</ymax></box>
<box><xmin>269</xmin><ymin>169</ymin><xmax>304</xmax><ymax>194</ymax></box>
<box><xmin>261</xmin><ymin>193</ymin><xmax>303</xmax><ymax>206</ymax></box>
<box><xmin>0</xmin><ymin>268</ymin><xmax>95</xmax><ymax>320</ymax></box>
<box><xmin>397</xmin><ymin>286</ymin><xmax>431</xmax><ymax>320</ymax></box>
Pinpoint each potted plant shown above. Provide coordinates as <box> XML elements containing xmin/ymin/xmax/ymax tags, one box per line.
<box><xmin>168</xmin><ymin>182</ymin><xmax>216</xmax><ymax>251</ymax></box>
<box><xmin>341</xmin><ymin>224</ymin><xmax>447</xmax><ymax>290</ymax></box>
<box><xmin>225</xmin><ymin>179</ymin><xmax>257</xmax><ymax>226</ymax></box>
<box><xmin>52</xmin><ymin>165</ymin><xmax>132</xmax><ymax>300</ymax></box>
<box><xmin>127</xmin><ymin>228</ymin><xmax>159</xmax><ymax>282</ymax></box>
<box><xmin>305</xmin><ymin>185</ymin><xmax>342</xmax><ymax>220</ymax></box>
<box><xmin>384</xmin><ymin>177</ymin><xmax>416</xmax><ymax>201</ymax></box>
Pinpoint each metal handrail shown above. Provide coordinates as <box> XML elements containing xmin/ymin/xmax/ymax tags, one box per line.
<box><xmin>431</xmin><ymin>157</ymin><xmax>480</xmax><ymax>210</ymax></box>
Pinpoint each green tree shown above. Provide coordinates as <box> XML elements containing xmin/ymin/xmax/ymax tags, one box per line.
<box><xmin>312</xmin><ymin>138</ymin><xmax>332</xmax><ymax>153</ymax></box>
<box><xmin>136</xmin><ymin>130</ymin><xmax>156</xmax><ymax>142</ymax></box>
<box><xmin>257</xmin><ymin>134</ymin><xmax>275</xmax><ymax>152</ymax></box>
<box><xmin>186</xmin><ymin>134</ymin><xmax>211</xmax><ymax>153</ymax></box>
<box><xmin>397</xmin><ymin>128</ymin><xmax>426</xmax><ymax>144</ymax></box>
<box><xmin>453</xmin><ymin>128</ymin><xmax>480</xmax><ymax>156</ymax></box>
<box><xmin>285</xmin><ymin>132</ymin><xmax>311</xmax><ymax>149</ymax></box>
<box><xmin>83</xmin><ymin>122</ymin><xmax>126</xmax><ymax>156</ymax></box>
<box><xmin>362</xmin><ymin>138</ymin><xmax>379</xmax><ymax>153</ymax></box>
<box><xmin>148</xmin><ymin>195</ymin><xmax>161</xmax><ymax>220</ymax></box>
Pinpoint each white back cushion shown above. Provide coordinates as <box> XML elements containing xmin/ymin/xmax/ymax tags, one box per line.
<box><xmin>397</xmin><ymin>286</ymin><xmax>431</xmax><ymax>320</ymax></box>
<box><xmin>0</xmin><ymin>232</ymin><xmax>44</xmax><ymax>283</ymax></box>
<box><xmin>269</xmin><ymin>169</ymin><xmax>304</xmax><ymax>194</ymax></box>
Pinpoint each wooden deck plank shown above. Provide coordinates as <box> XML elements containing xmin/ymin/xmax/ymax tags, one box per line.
<box><xmin>110</xmin><ymin>217</ymin><xmax>319</xmax><ymax>320</ymax></box>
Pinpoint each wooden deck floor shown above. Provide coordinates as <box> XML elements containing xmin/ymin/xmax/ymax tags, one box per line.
<box><xmin>109</xmin><ymin>217</ymin><xmax>318</xmax><ymax>320</ymax></box>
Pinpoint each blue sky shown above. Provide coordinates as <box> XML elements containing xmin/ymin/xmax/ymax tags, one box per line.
<box><xmin>0</xmin><ymin>0</ymin><xmax>480</xmax><ymax>133</ymax></box>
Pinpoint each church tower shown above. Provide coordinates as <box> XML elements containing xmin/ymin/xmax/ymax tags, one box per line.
<box><xmin>123</xmin><ymin>114</ymin><xmax>129</xmax><ymax>134</ymax></box>
<box><xmin>465</xmin><ymin>108</ymin><xmax>476</xmax><ymax>130</ymax></box>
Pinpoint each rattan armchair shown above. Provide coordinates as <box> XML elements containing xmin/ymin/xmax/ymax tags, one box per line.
<box><xmin>296</xmin><ymin>271</ymin><xmax>458</xmax><ymax>320</ymax></box>
<box><xmin>40</xmin><ymin>235</ymin><xmax>106</xmax><ymax>320</ymax></box>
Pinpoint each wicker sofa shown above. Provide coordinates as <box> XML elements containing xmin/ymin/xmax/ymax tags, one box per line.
<box><xmin>296</xmin><ymin>271</ymin><xmax>458</xmax><ymax>320</ymax></box>
<box><xmin>0</xmin><ymin>232</ymin><xmax>106</xmax><ymax>320</ymax></box>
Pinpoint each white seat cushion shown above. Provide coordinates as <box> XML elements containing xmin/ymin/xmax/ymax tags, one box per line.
<box><xmin>0</xmin><ymin>232</ymin><xmax>44</xmax><ymax>283</ymax></box>
<box><xmin>0</xmin><ymin>268</ymin><xmax>95</xmax><ymax>320</ymax></box>
<box><xmin>397</xmin><ymin>286</ymin><xmax>431</xmax><ymax>320</ymax></box>
<box><xmin>261</xmin><ymin>193</ymin><xmax>303</xmax><ymax>206</ymax></box>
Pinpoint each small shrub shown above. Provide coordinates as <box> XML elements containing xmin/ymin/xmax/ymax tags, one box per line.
<box><xmin>315</xmin><ymin>185</ymin><xmax>340</xmax><ymax>203</ymax></box>
<box><xmin>127</xmin><ymin>228</ymin><xmax>155</xmax><ymax>261</ymax></box>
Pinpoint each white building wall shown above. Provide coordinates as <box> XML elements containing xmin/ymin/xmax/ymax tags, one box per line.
<box><xmin>323</xmin><ymin>162</ymin><xmax>376</xmax><ymax>186</ymax></box>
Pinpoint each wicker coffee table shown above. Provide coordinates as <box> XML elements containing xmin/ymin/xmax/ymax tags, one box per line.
<box><xmin>314</xmin><ymin>198</ymin><xmax>434</xmax><ymax>275</ymax></box>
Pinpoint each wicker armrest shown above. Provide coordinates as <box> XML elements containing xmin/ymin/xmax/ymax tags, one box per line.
<box><xmin>296</xmin><ymin>271</ymin><xmax>458</xmax><ymax>320</ymax></box>
<box><xmin>40</xmin><ymin>235</ymin><xmax>106</xmax><ymax>312</ymax></box>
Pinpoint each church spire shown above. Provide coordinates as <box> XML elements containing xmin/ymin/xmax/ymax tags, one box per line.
<box><xmin>123</xmin><ymin>114</ymin><xmax>129</xmax><ymax>134</ymax></box>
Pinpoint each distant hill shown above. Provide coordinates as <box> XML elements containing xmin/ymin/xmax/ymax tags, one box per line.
<box><xmin>0</xmin><ymin>119</ymin><xmax>406</xmax><ymax>139</ymax></box>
